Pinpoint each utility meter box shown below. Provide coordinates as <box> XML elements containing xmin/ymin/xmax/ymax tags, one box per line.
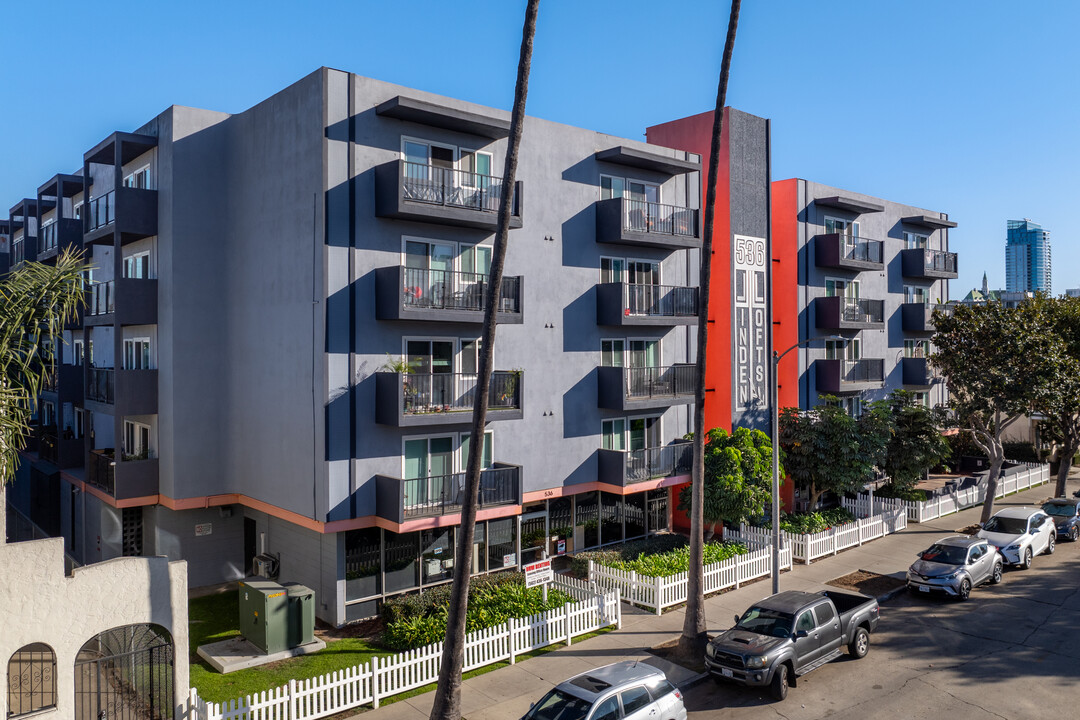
<box><xmin>283</xmin><ymin>582</ymin><xmax>316</xmax><ymax>648</ymax></box>
<box><xmin>238</xmin><ymin>578</ymin><xmax>289</xmax><ymax>654</ymax></box>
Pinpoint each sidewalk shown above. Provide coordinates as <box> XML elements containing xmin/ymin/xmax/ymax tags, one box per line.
<box><xmin>351</xmin><ymin>479</ymin><xmax>1070</xmax><ymax>720</ymax></box>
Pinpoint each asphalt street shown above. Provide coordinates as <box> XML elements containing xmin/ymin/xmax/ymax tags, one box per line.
<box><xmin>684</xmin><ymin>527</ymin><xmax>1080</xmax><ymax>719</ymax></box>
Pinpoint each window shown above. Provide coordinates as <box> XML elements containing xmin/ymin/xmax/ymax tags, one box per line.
<box><xmin>123</xmin><ymin>420</ymin><xmax>151</xmax><ymax>460</ymax></box>
<box><xmin>403</xmin><ymin>139</ymin><xmax>455</xmax><ymax>175</ymax></box>
<box><xmin>628</xmin><ymin>416</ymin><xmax>661</xmax><ymax>451</ymax></box>
<box><xmin>600</xmin><ymin>257</ymin><xmax>626</xmax><ymax>284</ymax></box>
<box><xmin>72</xmin><ymin>339</ymin><xmax>84</xmax><ymax>366</ymax></box>
<box><xmin>644</xmin><ymin>675</ymin><xmax>676</xmax><ymax>701</ymax></box>
<box><xmin>969</xmin><ymin>545</ymin><xmax>985</xmax><ymax>562</ymax></box>
<box><xmin>904</xmin><ymin>339</ymin><xmax>930</xmax><ymax>358</ymax></box>
<box><xmin>627</xmin><ymin>260</ymin><xmax>659</xmax><ymax>285</ymax></box>
<box><xmin>913</xmin><ymin>391</ymin><xmax>930</xmax><ymax>408</ymax></box>
<box><xmin>600</xmin><ymin>175</ymin><xmax>659</xmax><ymax>203</ymax></box>
<box><xmin>824</xmin><ymin>216</ymin><xmax>860</xmax><ymax>237</ymax></box>
<box><xmin>601</xmin><ymin>339</ymin><xmax>624</xmax><ymax>367</ymax></box>
<box><xmin>602</xmin><ymin>419</ymin><xmax>625</xmax><ymax>451</ymax></box>
<box><xmin>795</xmin><ymin>611</ymin><xmax>816</xmax><ymax>633</ymax></box>
<box><xmin>904</xmin><ymin>231</ymin><xmax>929</xmax><ymax>250</ymax></box>
<box><xmin>591</xmin><ymin>697</ymin><xmax>620</xmax><ymax>720</ymax></box>
<box><xmin>814</xmin><ymin>602</ymin><xmax>836</xmax><ymax>625</ymax></box>
<box><xmin>42</xmin><ymin>402</ymin><xmax>56</xmax><ymax>428</ymax></box>
<box><xmin>7</xmin><ymin>643</ymin><xmax>56</xmax><ymax>717</ymax></box>
<box><xmin>825</xmin><ymin>278</ymin><xmax>859</xmax><ymax>299</ymax></box>
<box><xmin>461</xmin><ymin>431</ymin><xmax>494</xmax><ymax>470</ymax></box>
<box><xmin>621</xmin><ymin>686</ymin><xmax>652</xmax><ymax>714</ymax></box>
<box><xmin>904</xmin><ymin>285</ymin><xmax>929</xmax><ymax>304</ymax></box>
<box><xmin>839</xmin><ymin>396</ymin><xmax>863</xmax><ymax>417</ymax></box>
<box><xmin>459</xmin><ymin>149</ymin><xmax>492</xmax><ymax>178</ymax></box>
<box><xmin>74</xmin><ymin>408</ymin><xmax>85</xmax><ymax>439</ymax></box>
<box><xmin>73</xmin><ymin>200</ymin><xmax>83</xmax><ymax>220</ymax></box>
<box><xmin>459</xmin><ymin>243</ymin><xmax>491</xmax><ymax>276</ymax></box>
<box><xmin>600</xmin><ymin>175</ymin><xmax>625</xmax><ymax>200</ymax></box>
<box><xmin>825</xmin><ymin>338</ymin><xmax>859</xmax><ymax>360</ymax></box>
<box><xmin>124</xmin><ymin>337</ymin><xmax>152</xmax><ymax>370</ymax></box>
<box><xmin>627</xmin><ymin>339</ymin><xmax>659</xmax><ymax>368</ymax></box>
<box><xmin>124</xmin><ymin>165</ymin><xmax>151</xmax><ymax>190</ymax></box>
<box><xmin>124</xmin><ymin>252</ymin><xmax>151</xmax><ymax>279</ymax></box>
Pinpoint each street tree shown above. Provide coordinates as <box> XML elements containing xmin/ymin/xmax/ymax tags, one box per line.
<box><xmin>428</xmin><ymin>2</ymin><xmax>538</xmax><ymax>719</ymax></box>
<box><xmin>677</xmin><ymin>427</ymin><xmax>777</xmax><ymax>539</ymax></box>
<box><xmin>0</xmin><ymin>250</ymin><xmax>87</xmax><ymax>541</ymax></box>
<box><xmin>880</xmin><ymin>389</ymin><xmax>950</xmax><ymax>495</ymax></box>
<box><xmin>931</xmin><ymin>301</ymin><xmax>1057</xmax><ymax>522</ymax></box>
<box><xmin>779</xmin><ymin>398</ymin><xmax>891</xmax><ymax>511</ymax></box>
<box><xmin>680</xmin><ymin>0</ymin><xmax>742</xmax><ymax>664</ymax></box>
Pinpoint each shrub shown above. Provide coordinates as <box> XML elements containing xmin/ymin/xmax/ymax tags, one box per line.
<box><xmin>765</xmin><ymin>507</ymin><xmax>856</xmax><ymax>535</ymax></box>
<box><xmin>874</xmin><ymin>484</ymin><xmax>927</xmax><ymax>502</ymax></box>
<box><xmin>572</xmin><ymin>535</ymin><xmax>747</xmax><ymax>578</ymax></box>
<box><xmin>569</xmin><ymin>534</ymin><xmax>688</xmax><ymax>576</ymax></box>
<box><xmin>1002</xmin><ymin>441</ymin><xmax>1044</xmax><ymax>463</ymax></box>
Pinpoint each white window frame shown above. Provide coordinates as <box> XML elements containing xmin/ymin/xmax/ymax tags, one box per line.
<box><xmin>402</xmin><ymin>336</ymin><xmax>469</xmax><ymax>375</ymax></box>
<box><xmin>599</xmin><ymin>256</ymin><xmax>626</xmax><ymax>284</ymax></box>
<box><xmin>123</xmin><ymin>337</ymin><xmax>152</xmax><ymax>370</ymax></box>
<box><xmin>123</xmin><ymin>419</ymin><xmax>152</xmax><ymax>458</ymax></box>
<box><xmin>458</xmin><ymin>148</ymin><xmax>494</xmax><ymax>182</ymax></box>
<box><xmin>825</xmin><ymin>338</ymin><xmax>860</xmax><ymax>360</ymax></box>
<box><xmin>601</xmin><ymin>418</ymin><xmax>626</xmax><ymax>451</ymax></box>
<box><xmin>123</xmin><ymin>251</ymin><xmax>152</xmax><ymax>279</ymax></box>
<box><xmin>71</xmin><ymin>339</ymin><xmax>84</xmax><ymax>366</ymax></box>
<box><xmin>73</xmin><ymin>200</ymin><xmax>83</xmax><ymax>220</ymax></box>
<box><xmin>600</xmin><ymin>174</ymin><xmax>661</xmax><ymax>203</ymax></box>
<box><xmin>824</xmin><ymin>277</ymin><xmax>860</xmax><ymax>298</ymax></box>
<box><xmin>601</xmin><ymin>339</ymin><xmax>625</xmax><ymax>367</ymax></box>
<box><xmin>824</xmin><ymin>216</ymin><xmax>860</xmax><ymax>238</ymax></box>
<box><xmin>904</xmin><ymin>285</ymin><xmax>929</xmax><ymax>304</ymax></box>
<box><xmin>626</xmin><ymin>258</ymin><xmax>662</xmax><ymax>285</ymax></box>
<box><xmin>401</xmin><ymin>136</ymin><xmax>458</xmax><ymax>164</ymax></box>
<box><xmin>626</xmin><ymin>337</ymin><xmax>661</xmax><ymax>368</ymax></box>
<box><xmin>400</xmin><ymin>430</ymin><xmax>494</xmax><ymax>477</ymax></box>
<box><xmin>123</xmin><ymin>164</ymin><xmax>152</xmax><ymax>190</ymax></box>
<box><xmin>626</xmin><ymin>414</ymin><xmax>663</xmax><ymax>451</ymax></box>
<box><xmin>904</xmin><ymin>231</ymin><xmax>929</xmax><ymax>250</ymax></box>
<box><xmin>904</xmin><ymin>339</ymin><xmax>931</xmax><ymax>358</ymax></box>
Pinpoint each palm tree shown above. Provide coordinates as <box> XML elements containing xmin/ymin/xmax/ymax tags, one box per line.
<box><xmin>428</xmin><ymin>2</ymin><xmax>540</xmax><ymax>718</ymax></box>
<box><xmin>677</xmin><ymin>0</ymin><xmax>742</xmax><ymax>662</ymax></box>
<box><xmin>0</xmin><ymin>249</ymin><xmax>87</xmax><ymax>542</ymax></box>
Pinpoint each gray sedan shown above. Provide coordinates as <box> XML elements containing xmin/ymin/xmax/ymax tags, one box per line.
<box><xmin>907</xmin><ymin>535</ymin><xmax>1003</xmax><ymax>600</ymax></box>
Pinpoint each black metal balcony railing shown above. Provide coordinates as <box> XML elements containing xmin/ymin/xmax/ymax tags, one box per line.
<box><xmin>42</xmin><ymin>371</ymin><xmax>57</xmax><ymax>392</ymax></box>
<box><xmin>402</xmin><ymin>465</ymin><xmax>520</xmax><ymax>519</ymax></box>
<box><xmin>402</xmin><ymin>267</ymin><xmax>521</xmax><ymax>315</ymax></box>
<box><xmin>838</xmin><ymin>297</ymin><xmax>885</xmax><ymax>324</ymax></box>
<box><xmin>837</xmin><ymin>236</ymin><xmax>883</xmax><ymax>264</ymax></box>
<box><xmin>922</xmin><ymin>249</ymin><xmax>958</xmax><ymax>274</ymax></box>
<box><xmin>88</xmin><ymin>281</ymin><xmax>114</xmax><ymax>316</ymax></box>
<box><xmin>625</xmin><ymin>365</ymin><xmax>696</xmax><ymax>400</ymax></box>
<box><xmin>624</xmin><ymin>284</ymin><xmax>698</xmax><ymax>318</ymax></box>
<box><xmin>87</xmin><ymin>367</ymin><xmax>115</xmax><ymax>404</ymax></box>
<box><xmin>403</xmin><ymin>371</ymin><xmax>522</xmax><ymax>415</ymax></box>
<box><xmin>87</xmin><ymin>449</ymin><xmax>116</xmax><ymax>495</ymax></box>
<box><xmin>402</xmin><ymin>162</ymin><xmax>511</xmax><ymax>214</ymax></box>
<box><xmin>626</xmin><ymin>443</ymin><xmax>693</xmax><ymax>483</ymax></box>
<box><xmin>623</xmin><ymin>199</ymin><xmax>698</xmax><ymax>238</ymax></box>
<box><xmin>840</xmin><ymin>359</ymin><xmax>885</xmax><ymax>384</ymax></box>
<box><xmin>11</xmin><ymin>241</ymin><xmax>25</xmax><ymax>267</ymax></box>
<box><xmin>86</xmin><ymin>191</ymin><xmax>115</xmax><ymax>232</ymax></box>
<box><xmin>39</xmin><ymin>223</ymin><xmax>57</xmax><ymax>253</ymax></box>
<box><xmin>39</xmin><ymin>433</ymin><xmax>59</xmax><ymax>464</ymax></box>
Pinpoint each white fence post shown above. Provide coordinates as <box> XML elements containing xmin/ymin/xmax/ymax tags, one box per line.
<box><xmin>372</xmin><ymin>655</ymin><xmax>380</xmax><ymax>709</ymax></box>
<box><xmin>654</xmin><ymin>573</ymin><xmax>663</xmax><ymax>615</ymax></box>
<box><xmin>565</xmin><ymin>601</ymin><xmax>573</xmax><ymax>646</ymax></box>
<box><xmin>509</xmin><ymin>617</ymin><xmax>517</xmax><ymax>665</ymax></box>
<box><xmin>288</xmin><ymin>678</ymin><xmax>297</xmax><ymax>719</ymax></box>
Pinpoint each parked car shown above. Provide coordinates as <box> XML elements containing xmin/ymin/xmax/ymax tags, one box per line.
<box><xmin>906</xmin><ymin>536</ymin><xmax>1003</xmax><ymax>599</ymax></box>
<box><xmin>1042</xmin><ymin>498</ymin><xmax>1080</xmax><ymax>541</ymax></box>
<box><xmin>704</xmin><ymin>590</ymin><xmax>878</xmax><ymax>701</ymax></box>
<box><xmin>977</xmin><ymin>507</ymin><xmax>1056</xmax><ymax>569</ymax></box>
<box><xmin>521</xmin><ymin>661</ymin><xmax>685</xmax><ymax>720</ymax></box>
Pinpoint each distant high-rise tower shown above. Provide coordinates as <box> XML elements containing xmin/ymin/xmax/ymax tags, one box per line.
<box><xmin>1005</xmin><ymin>219</ymin><xmax>1052</xmax><ymax>293</ymax></box>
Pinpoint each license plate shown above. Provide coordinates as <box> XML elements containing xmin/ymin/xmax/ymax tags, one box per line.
<box><xmin>721</xmin><ymin>668</ymin><xmax>734</xmax><ymax>678</ymax></box>
<box><xmin>919</xmin><ymin>586</ymin><xmax>929</xmax><ymax>592</ymax></box>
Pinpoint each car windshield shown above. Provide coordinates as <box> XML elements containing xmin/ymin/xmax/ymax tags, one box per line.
<box><xmin>920</xmin><ymin>544</ymin><xmax>968</xmax><ymax>565</ymax></box>
<box><xmin>983</xmin><ymin>516</ymin><xmax>1029</xmax><ymax>534</ymax></box>
<box><xmin>525</xmin><ymin>689</ymin><xmax>592</xmax><ymax>720</ymax></box>
<box><xmin>1042</xmin><ymin>503</ymin><xmax>1077</xmax><ymax>518</ymax></box>
<box><xmin>736</xmin><ymin>607</ymin><xmax>793</xmax><ymax>638</ymax></box>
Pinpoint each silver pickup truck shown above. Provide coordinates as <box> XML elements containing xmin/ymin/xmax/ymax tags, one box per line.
<box><xmin>704</xmin><ymin>590</ymin><xmax>879</xmax><ymax>700</ymax></box>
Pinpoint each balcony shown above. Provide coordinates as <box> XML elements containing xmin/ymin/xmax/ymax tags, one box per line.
<box><xmin>598</xmin><ymin>442</ymin><xmax>692</xmax><ymax>486</ymax></box>
<box><xmin>83</xmin><ymin>187</ymin><xmax>158</xmax><ymax>246</ymax></box>
<box><xmin>902</xmin><ymin>357</ymin><xmax>934</xmax><ymax>387</ymax></box>
<box><xmin>36</xmin><ymin>219</ymin><xmax>81</xmax><ymax>262</ymax></box>
<box><xmin>816</xmin><ymin>358</ymin><xmax>885</xmax><ymax>393</ymax></box>
<box><xmin>116</xmin><ymin>369</ymin><xmax>158</xmax><ymax>415</ymax></box>
<box><xmin>37</xmin><ymin>430</ymin><xmax>83</xmax><ymax>469</ymax></box>
<box><xmin>375</xmin><ymin>160</ymin><xmax>523</xmax><ymax>230</ymax></box>
<box><xmin>901</xmin><ymin>248</ymin><xmax>958</xmax><ymax>279</ymax></box>
<box><xmin>596</xmin><ymin>283</ymin><xmax>698</xmax><ymax>327</ymax></box>
<box><xmin>375</xmin><ymin>371</ymin><xmax>522</xmax><ymax>427</ymax></box>
<box><xmin>86</xmin><ymin>367</ymin><xmax>114</xmax><ymax>405</ymax></box>
<box><xmin>86</xmin><ymin>448</ymin><xmax>159</xmax><ymax>500</ymax></box>
<box><xmin>83</xmin><ymin>278</ymin><xmax>157</xmax><ymax>326</ymax></box>
<box><xmin>374</xmin><ymin>463</ymin><xmax>522</xmax><ymax>525</ymax></box>
<box><xmin>58</xmin><ymin>363</ymin><xmax>84</xmax><ymax>400</ymax></box>
<box><xmin>814</xmin><ymin>234</ymin><xmax>884</xmax><ymax>271</ymax></box>
<box><xmin>11</xmin><ymin>241</ymin><xmax>25</xmax><ymax>268</ymax></box>
<box><xmin>902</xmin><ymin>303</ymin><xmax>937</xmax><ymax>333</ymax></box>
<box><xmin>815</xmin><ymin>296</ymin><xmax>885</xmax><ymax>330</ymax></box>
<box><xmin>41</xmin><ymin>370</ymin><xmax>57</xmax><ymax>394</ymax></box>
<box><xmin>597</xmin><ymin>364</ymin><xmax>696</xmax><ymax>411</ymax></box>
<box><xmin>375</xmin><ymin>266</ymin><xmax>522</xmax><ymax>324</ymax></box>
<box><xmin>595</xmin><ymin>197</ymin><xmax>700</xmax><ymax>250</ymax></box>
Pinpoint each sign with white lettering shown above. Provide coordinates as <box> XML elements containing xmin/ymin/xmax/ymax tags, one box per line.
<box><xmin>524</xmin><ymin>559</ymin><xmax>553</xmax><ymax>588</ymax></box>
<box><xmin>733</xmin><ymin>235</ymin><xmax>768</xmax><ymax>411</ymax></box>
<box><xmin>195</xmin><ymin>523</ymin><xmax>212</xmax><ymax>537</ymax></box>
<box><xmin>503</xmin><ymin>553</ymin><xmax>517</xmax><ymax>567</ymax></box>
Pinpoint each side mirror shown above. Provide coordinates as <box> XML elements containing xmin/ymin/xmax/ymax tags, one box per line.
<box><xmin>734</xmin><ymin>614</ymin><xmax>741</xmax><ymax>626</ymax></box>
<box><xmin>795</xmin><ymin>630</ymin><xmax>809</xmax><ymax>639</ymax></box>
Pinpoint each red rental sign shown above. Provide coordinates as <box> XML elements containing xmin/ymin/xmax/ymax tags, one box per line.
<box><xmin>524</xmin><ymin>559</ymin><xmax>553</xmax><ymax>588</ymax></box>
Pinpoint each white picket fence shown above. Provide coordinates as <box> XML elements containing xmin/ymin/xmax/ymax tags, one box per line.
<box><xmin>858</xmin><ymin>462</ymin><xmax>1051</xmax><ymax>524</ymax></box>
<box><xmin>726</xmin><ymin>508</ymin><xmax>907</xmax><ymax>565</ymax></box>
<box><xmin>586</xmin><ymin>543</ymin><xmax>792</xmax><ymax>615</ymax></box>
<box><xmin>187</xmin><ymin>579</ymin><xmax>621</xmax><ymax>720</ymax></box>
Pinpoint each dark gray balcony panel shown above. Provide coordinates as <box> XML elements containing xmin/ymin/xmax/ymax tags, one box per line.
<box><xmin>595</xmin><ymin>146</ymin><xmax>701</xmax><ymax>175</ymax></box>
<box><xmin>597</xmin><ymin>442</ymin><xmax>692</xmax><ymax>487</ymax></box>
<box><xmin>902</xmin><ymin>357</ymin><xmax>933</xmax><ymax>387</ymax></box>
<box><xmin>595</xmin><ymin>197</ymin><xmax>700</xmax><ymax>250</ymax></box>
<box><xmin>901</xmin><ymin>303</ymin><xmax>937</xmax><ymax>333</ymax></box>
<box><xmin>595</xmin><ymin>282</ymin><xmax>698</xmax><ymax>327</ymax></box>
<box><xmin>374</xmin><ymin>463</ymin><xmax>521</xmax><ymax>525</ymax></box>
<box><xmin>901</xmin><ymin>248</ymin><xmax>959</xmax><ymax>279</ymax></box>
<box><xmin>116</xmin><ymin>369</ymin><xmax>158</xmax><ymax>415</ymax></box>
<box><xmin>82</xmin><ymin>279</ymin><xmax>157</xmax><ymax>326</ymax></box>
<box><xmin>902</xmin><ymin>215</ymin><xmax>957</xmax><ymax>230</ymax></box>
<box><xmin>814</xmin><ymin>233</ymin><xmax>884</xmax><ymax>271</ymax></box>
<box><xmin>375</xmin><ymin>266</ymin><xmax>522</xmax><ymax>324</ymax></box>
<box><xmin>86</xmin><ymin>368</ymin><xmax>115</xmax><ymax>406</ymax></box>
<box><xmin>815</xmin><ymin>358</ymin><xmax>885</xmax><ymax>394</ymax></box>
<box><xmin>374</xmin><ymin>160</ymin><xmax>523</xmax><ymax>230</ymax></box>
<box><xmin>815</xmin><ymin>296</ymin><xmax>885</xmax><ymax>330</ymax></box>
<box><xmin>375</xmin><ymin>371</ymin><xmax>523</xmax><ymax>427</ymax></box>
<box><xmin>376</xmin><ymin>96</ymin><xmax>511</xmax><ymax>139</ymax></box>
<box><xmin>36</xmin><ymin>218</ymin><xmax>81</xmax><ymax>262</ymax></box>
<box><xmin>83</xmin><ymin>187</ymin><xmax>158</xmax><ymax>245</ymax></box>
<box><xmin>814</xmin><ymin>195</ymin><xmax>885</xmax><ymax>214</ymax></box>
<box><xmin>87</xmin><ymin>450</ymin><xmax>159</xmax><ymax>500</ymax></box>
<box><xmin>597</xmin><ymin>364</ymin><xmax>696</xmax><ymax>411</ymax></box>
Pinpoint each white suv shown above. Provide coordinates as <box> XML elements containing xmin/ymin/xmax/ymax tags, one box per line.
<box><xmin>977</xmin><ymin>507</ymin><xmax>1056</xmax><ymax>569</ymax></box>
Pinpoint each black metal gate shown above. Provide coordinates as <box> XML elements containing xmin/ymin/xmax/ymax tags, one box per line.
<box><xmin>74</xmin><ymin>625</ymin><xmax>174</xmax><ymax>720</ymax></box>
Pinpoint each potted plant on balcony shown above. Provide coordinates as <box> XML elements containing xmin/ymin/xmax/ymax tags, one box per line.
<box><xmin>382</xmin><ymin>354</ymin><xmax>419</xmax><ymax>411</ymax></box>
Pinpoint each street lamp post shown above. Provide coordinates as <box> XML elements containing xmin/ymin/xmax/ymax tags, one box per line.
<box><xmin>770</xmin><ymin>334</ymin><xmax>847</xmax><ymax>594</ymax></box>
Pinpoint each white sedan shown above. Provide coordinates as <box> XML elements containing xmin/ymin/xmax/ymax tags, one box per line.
<box><xmin>977</xmin><ymin>507</ymin><xmax>1056</xmax><ymax>569</ymax></box>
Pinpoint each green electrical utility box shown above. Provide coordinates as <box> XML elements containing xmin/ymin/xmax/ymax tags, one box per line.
<box><xmin>283</xmin><ymin>582</ymin><xmax>316</xmax><ymax>648</ymax></box>
<box><xmin>238</xmin><ymin>578</ymin><xmax>289</xmax><ymax>654</ymax></box>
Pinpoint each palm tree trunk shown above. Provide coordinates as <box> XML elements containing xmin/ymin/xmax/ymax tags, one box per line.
<box><xmin>428</xmin><ymin>3</ymin><xmax>539</xmax><ymax>719</ymax></box>
<box><xmin>677</xmin><ymin>0</ymin><xmax>742</xmax><ymax>662</ymax></box>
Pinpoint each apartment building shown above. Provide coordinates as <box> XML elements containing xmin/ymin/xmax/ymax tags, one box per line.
<box><xmin>8</xmin><ymin>68</ymin><xmax>711</xmax><ymax>625</ymax></box>
<box><xmin>771</xmin><ymin>179</ymin><xmax>956</xmax><ymax>415</ymax></box>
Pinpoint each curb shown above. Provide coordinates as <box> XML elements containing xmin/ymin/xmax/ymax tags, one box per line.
<box><xmin>876</xmin><ymin>585</ymin><xmax>910</xmax><ymax>603</ymax></box>
<box><xmin>676</xmin><ymin>671</ymin><xmax>710</xmax><ymax>690</ymax></box>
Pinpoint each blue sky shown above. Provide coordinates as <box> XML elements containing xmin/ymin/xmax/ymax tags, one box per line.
<box><xmin>2</xmin><ymin>0</ymin><xmax>1075</xmax><ymax>296</ymax></box>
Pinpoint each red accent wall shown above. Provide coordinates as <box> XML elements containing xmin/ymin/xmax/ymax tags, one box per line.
<box><xmin>647</xmin><ymin>109</ymin><xmax>732</xmax><ymax>433</ymax></box>
<box><xmin>772</xmin><ymin>178</ymin><xmax>801</xmax><ymax>512</ymax></box>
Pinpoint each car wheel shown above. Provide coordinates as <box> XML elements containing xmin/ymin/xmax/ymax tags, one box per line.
<box><xmin>957</xmin><ymin>578</ymin><xmax>972</xmax><ymax>601</ymax></box>
<box><xmin>848</xmin><ymin>627</ymin><xmax>870</xmax><ymax>658</ymax></box>
<box><xmin>1070</xmin><ymin>526</ymin><xmax>1078</xmax><ymax>542</ymax></box>
<box><xmin>770</xmin><ymin>664</ymin><xmax>789</xmax><ymax>701</ymax></box>
<box><xmin>1047</xmin><ymin>534</ymin><xmax>1056</xmax><ymax>555</ymax></box>
<box><xmin>991</xmin><ymin>562</ymin><xmax>1003</xmax><ymax>584</ymax></box>
<box><xmin>1021</xmin><ymin>547</ymin><xmax>1033</xmax><ymax>570</ymax></box>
